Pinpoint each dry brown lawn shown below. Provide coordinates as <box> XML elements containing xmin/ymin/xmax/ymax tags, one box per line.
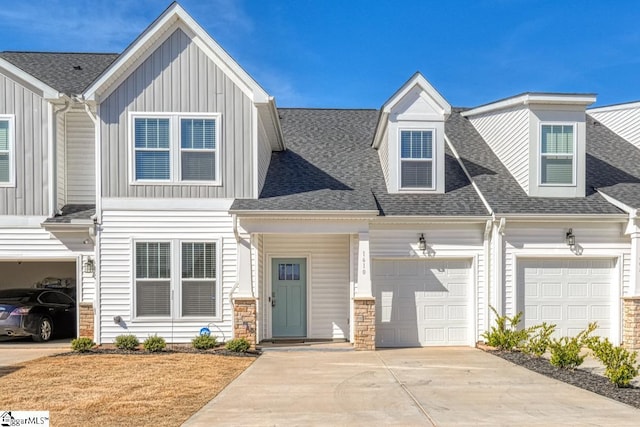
<box><xmin>0</xmin><ymin>352</ymin><xmax>254</xmax><ymax>426</ymax></box>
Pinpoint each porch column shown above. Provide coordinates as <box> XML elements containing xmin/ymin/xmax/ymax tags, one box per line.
<box><xmin>232</xmin><ymin>232</ymin><xmax>256</xmax><ymax>347</ymax></box>
<box><xmin>623</xmin><ymin>222</ymin><xmax>640</xmax><ymax>349</ymax></box>
<box><xmin>354</xmin><ymin>232</ymin><xmax>375</xmax><ymax>350</ymax></box>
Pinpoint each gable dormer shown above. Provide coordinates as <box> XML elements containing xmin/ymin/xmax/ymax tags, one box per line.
<box><xmin>373</xmin><ymin>73</ymin><xmax>451</xmax><ymax>194</ymax></box>
<box><xmin>462</xmin><ymin>93</ymin><xmax>595</xmax><ymax>198</ymax></box>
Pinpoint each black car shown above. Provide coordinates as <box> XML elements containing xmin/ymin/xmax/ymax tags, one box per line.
<box><xmin>0</xmin><ymin>288</ymin><xmax>76</xmax><ymax>342</ymax></box>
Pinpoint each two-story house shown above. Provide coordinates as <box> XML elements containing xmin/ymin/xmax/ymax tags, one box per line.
<box><xmin>3</xmin><ymin>2</ymin><xmax>640</xmax><ymax>350</ymax></box>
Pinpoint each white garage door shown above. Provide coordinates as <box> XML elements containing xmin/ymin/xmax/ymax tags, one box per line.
<box><xmin>373</xmin><ymin>259</ymin><xmax>472</xmax><ymax>347</ymax></box>
<box><xmin>519</xmin><ymin>259</ymin><xmax>614</xmax><ymax>340</ymax></box>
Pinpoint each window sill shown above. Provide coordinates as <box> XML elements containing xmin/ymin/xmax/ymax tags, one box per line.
<box><xmin>129</xmin><ymin>181</ymin><xmax>222</xmax><ymax>187</ymax></box>
<box><xmin>131</xmin><ymin>316</ymin><xmax>222</xmax><ymax>323</ymax></box>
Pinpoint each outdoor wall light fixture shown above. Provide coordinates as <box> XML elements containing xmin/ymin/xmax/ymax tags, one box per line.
<box><xmin>83</xmin><ymin>257</ymin><xmax>95</xmax><ymax>274</ymax></box>
<box><xmin>418</xmin><ymin>233</ymin><xmax>427</xmax><ymax>251</ymax></box>
<box><xmin>565</xmin><ymin>228</ymin><xmax>576</xmax><ymax>249</ymax></box>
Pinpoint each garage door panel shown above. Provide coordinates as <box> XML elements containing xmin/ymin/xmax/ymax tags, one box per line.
<box><xmin>374</xmin><ymin>259</ymin><xmax>471</xmax><ymax>347</ymax></box>
<box><xmin>520</xmin><ymin>258</ymin><xmax>614</xmax><ymax>341</ymax></box>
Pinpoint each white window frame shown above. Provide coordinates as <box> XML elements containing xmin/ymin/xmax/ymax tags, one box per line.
<box><xmin>131</xmin><ymin>238</ymin><xmax>222</xmax><ymax>322</ymax></box>
<box><xmin>132</xmin><ymin>240</ymin><xmax>173</xmax><ymax>320</ymax></box>
<box><xmin>129</xmin><ymin>112</ymin><xmax>221</xmax><ymax>186</ymax></box>
<box><xmin>398</xmin><ymin>128</ymin><xmax>436</xmax><ymax>191</ymax></box>
<box><xmin>178</xmin><ymin>240</ymin><xmax>220</xmax><ymax>319</ymax></box>
<box><xmin>0</xmin><ymin>114</ymin><xmax>15</xmax><ymax>187</ymax></box>
<box><xmin>539</xmin><ymin>122</ymin><xmax>577</xmax><ymax>187</ymax></box>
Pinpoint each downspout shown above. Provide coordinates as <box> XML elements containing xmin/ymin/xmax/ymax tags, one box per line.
<box><xmin>82</xmin><ymin>102</ymin><xmax>102</xmax><ymax>344</ymax></box>
<box><xmin>483</xmin><ymin>218</ymin><xmax>493</xmax><ymax>337</ymax></box>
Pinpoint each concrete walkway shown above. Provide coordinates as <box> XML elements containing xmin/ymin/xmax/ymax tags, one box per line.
<box><xmin>183</xmin><ymin>345</ymin><xmax>640</xmax><ymax>426</ymax></box>
<box><xmin>0</xmin><ymin>337</ymin><xmax>70</xmax><ymax>367</ymax></box>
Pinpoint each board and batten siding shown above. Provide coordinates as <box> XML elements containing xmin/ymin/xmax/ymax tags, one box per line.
<box><xmin>502</xmin><ymin>222</ymin><xmax>629</xmax><ymax>317</ymax></box>
<box><xmin>257</xmin><ymin>115</ymin><xmax>271</xmax><ymax>195</ymax></box>
<box><xmin>100</xmin><ymin>28</ymin><xmax>255</xmax><ymax>199</ymax></box>
<box><xmin>65</xmin><ymin>111</ymin><xmax>95</xmax><ymax>204</ymax></box>
<box><xmin>589</xmin><ymin>108</ymin><xmax>640</xmax><ymax>150</ymax></box>
<box><xmin>467</xmin><ymin>106</ymin><xmax>530</xmax><ymax>193</ymax></box>
<box><xmin>262</xmin><ymin>234</ymin><xmax>350</xmax><ymax>340</ymax></box>
<box><xmin>0</xmin><ymin>71</ymin><xmax>49</xmax><ymax>215</ymax></box>
<box><xmin>98</xmin><ymin>210</ymin><xmax>236</xmax><ymax>343</ymax></box>
<box><xmin>369</xmin><ymin>223</ymin><xmax>486</xmax><ymax>340</ymax></box>
<box><xmin>56</xmin><ymin>113</ymin><xmax>66</xmax><ymax>209</ymax></box>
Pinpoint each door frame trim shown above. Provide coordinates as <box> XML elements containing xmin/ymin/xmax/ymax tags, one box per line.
<box><xmin>266</xmin><ymin>253</ymin><xmax>311</xmax><ymax>339</ymax></box>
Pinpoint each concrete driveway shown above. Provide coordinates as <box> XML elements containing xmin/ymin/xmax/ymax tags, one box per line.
<box><xmin>0</xmin><ymin>337</ymin><xmax>70</xmax><ymax>367</ymax></box>
<box><xmin>183</xmin><ymin>345</ymin><xmax>640</xmax><ymax>426</ymax></box>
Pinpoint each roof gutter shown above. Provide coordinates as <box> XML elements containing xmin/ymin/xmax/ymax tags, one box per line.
<box><xmin>229</xmin><ymin>209</ymin><xmax>379</xmax><ymax>218</ymax></box>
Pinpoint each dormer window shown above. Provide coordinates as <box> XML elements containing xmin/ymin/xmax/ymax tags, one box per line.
<box><xmin>400</xmin><ymin>130</ymin><xmax>434</xmax><ymax>189</ymax></box>
<box><xmin>540</xmin><ymin>124</ymin><xmax>575</xmax><ymax>186</ymax></box>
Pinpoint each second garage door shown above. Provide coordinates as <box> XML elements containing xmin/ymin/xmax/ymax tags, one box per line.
<box><xmin>373</xmin><ymin>259</ymin><xmax>472</xmax><ymax>347</ymax></box>
<box><xmin>518</xmin><ymin>259</ymin><xmax>614</xmax><ymax>340</ymax></box>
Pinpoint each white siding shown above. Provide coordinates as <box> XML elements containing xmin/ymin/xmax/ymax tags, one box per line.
<box><xmin>503</xmin><ymin>222</ymin><xmax>629</xmax><ymax>318</ymax></box>
<box><xmin>56</xmin><ymin>113</ymin><xmax>66</xmax><ymax>209</ymax></box>
<box><xmin>262</xmin><ymin>234</ymin><xmax>350</xmax><ymax>340</ymax></box>
<box><xmin>369</xmin><ymin>223</ymin><xmax>485</xmax><ymax>342</ymax></box>
<box><xmin>378</xmin><ymin>131</ymin><xmax>389</xmax><ymax>187</ymax></box>
<box><xmin>0</xmin><ymin>225</ymin><xmax>75</xmax><ymax>257</ymax></box>
<box><xmin>257</xmin><ymin>115</ymin><xmax>271</xmax><ymax>195</ymax></box>
<box><xmin>65</xmin><ymin>111</ymin><xmax>95</xmax><ymax>204</ymax></box>
<box><xmin>99</xmin><ymin>209</ymin><xmax>236</xmax><ymax>343</ymax></box>
<box><xmin>467</xmin><ymin>106</ymin><xmax>530</xmax><ymax>193</ymax></box>
<box><xmin>590</xmin><ymin>107</ymin><xmax>640</xmax><ymax>150</ymax></box>
<box><xmin>80</xmin><ymin>254</ymin><xmax>96</xmax><ymax>302</ymax></box>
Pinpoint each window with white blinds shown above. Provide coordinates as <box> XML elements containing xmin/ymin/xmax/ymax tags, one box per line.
<box><xmin>135</xmin><ymin>242</ymin><xmax>171</xmax><ymax>317</ymax></box>
<box><xmin>540</xmin><ymin>124</ymin><xmax>575</xmax><ymax>185</ymax></box>
<box><xmin>133</xmin><ymin>240</ymin><xmax>220</xmax><ymax>319</ymax></box>
<box><xmin>181</xmin><ymin>242</ymin><xmax>217</xmax><ymax>317</ymax></box>
<box><xmin>131</xmin><ymin>114</ymin><xmax>220</xmax><ymax>184</ymax></box>
<box><xmin>400</xmin><ymin>130</ymin><xmax>434</xmax><ymax>189</ymax></box>
<box><xmin>0</xmin><ymin>116</ymin><xmax>14</xmax><ymax>186</ymax></box>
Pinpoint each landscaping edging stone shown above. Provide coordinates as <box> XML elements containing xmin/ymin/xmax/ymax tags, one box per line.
<box><xmin>489</xmin><ymin>350</ymin><xmax>640</xmax><ymax>409</ymax></box>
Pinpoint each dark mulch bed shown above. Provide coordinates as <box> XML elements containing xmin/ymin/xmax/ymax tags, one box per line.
<box><xmin>490</xmin><ymin>350</ymin><xmax>640</xmax><ymax>409</ymax></box>
<box><xmin>57</xmin><ymin>346</ymin><xmax>261</xmax><ymax>358</ymax></box>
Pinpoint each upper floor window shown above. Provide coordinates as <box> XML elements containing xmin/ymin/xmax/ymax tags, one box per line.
<box><xmin>131</xmin><ymin>113</ymin><xmax>220</xmax><ymax>184</ymax></box>
<box><xmin>400</xmin><ymin>130</ymin><xmax>434</xmax><ymax>189</ymax></box>
<box><xmin>0</xmin><ymin>115</ymin><xmax>15</xmax><ymax>186</ymax></box>
<box><xmin>540</xmin><ymin>124</ymin><xmax>575</xmax><ymax>185</ymax></box>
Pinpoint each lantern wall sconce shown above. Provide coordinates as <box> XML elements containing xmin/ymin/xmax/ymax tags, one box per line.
<box><xmin>565</xmin><ymin>228</ymin><xmax>576</xmax><ymax>249</ymax></box>
<box><xmin>418</xmin><ymin>233</ymin><xmax>427</xmax><ymax>251</ymax></box>
<box><xmin>83</xmin><ymin>257</ymin><xmax>95</xmax><ymax>275</ymax></box>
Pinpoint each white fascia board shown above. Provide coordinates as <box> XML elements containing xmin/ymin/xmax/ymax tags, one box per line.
<box><xmin>101</xmin><ymin>198</ymin><xmax>234</xmax><ymax>211</ymax></box>
<box><xmin>494</xmin><ymin>213</ymin><xmax>628</xmax><ymax>222</ymax></box>
<box><xmin>589</xmin><ymin>101</ymin><xmax>640</xmax><ymax>114</ymax></box>
<box><xmin>231</xmin><ymin>210</ymin><xmax>379</xmax><ymax>218</ymax></box>
<box><xmin>41</xmin><ymin>222</ymin><xmax>93</xmax><ymax>233</ymax></box>
<box><xmin>462</xmin><ymin>93</ymin><xmax>597</xmax><ymax>117</ymax></box>
<box><xmin>84</xmin><ymin>3</ymin><xmax>269</xmax><ymax>103</ymax></box>
<box><xmin>596</xmin><ymin>190</ymin><xmax>637</xmax><ymax>217</ymax></box>
<box><xmin>371</xmin><ymin>111</ymin><xmax>388</xmax><ymax>149</ymax></box>
<box><xmin>371</xmin><ymin>216</ymin><xmax>491</xmax><ymax>224</ymax></box>
<box><xmin>256</xmin><ymin>98</ymin><xmax>285</xmax><ymax>151</ymax></box>
<box><xmin>0</xmin><ymin>58</ymin><xmax>59</xmax><ymax>99</ymax></box>
<box><xmin>381</xmin><ymin>72</ymin><xmax>451</xmax><ymax>115</ymax></box>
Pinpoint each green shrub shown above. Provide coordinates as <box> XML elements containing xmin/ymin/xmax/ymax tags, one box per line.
<box><xmin>549</xmin><ymin>322</ymin><xmax>598</xmax><ymax>370</ymax></box>
<box><xmin>71</xmin><ymin>337</ymin><xmax>95</xmax><ymax>352</ymax></box>
<box><xmin>114</xmin><ymin>334</ymin><xmax>140</xmax><ymax>351</ymax></box>
<box><xmin>482</xmin><ymin>306</ymin><xmax>530</xmax><ymax>351</ymax></box>
<box><xmin>225</xmin><ymin>338</ymin><xmax>250</xmax><ymax>353</ymax></box>
<box><xmin>143</xmin><ymin>335</ymin><xmax>166</xmax><ymax>352</ymax></box>
<box><xmin>588</xmin><ymin>337</ymin><xmax>639</xmax><ymax>387</ymax></box>
<box><xmin>192</xmin><ymin>334</ymin><xmax>218</xmax><ymax>350</ymax></box>
<box><xmin>521</xmin><ymin>322</ymin><xmax>556</xmax><ymax>357</ymax></box>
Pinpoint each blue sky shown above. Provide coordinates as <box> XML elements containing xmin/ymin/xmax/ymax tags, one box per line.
<box><xmin>0</xmin><ymin>0</ymin><xmax>639</xmax><ymax>108</ymax></box>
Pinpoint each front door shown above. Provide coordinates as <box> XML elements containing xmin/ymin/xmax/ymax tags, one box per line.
<box><xmin>272</xmin><ymin>258</ymin><xmax>306</xmax><ymax>337</ymax></box>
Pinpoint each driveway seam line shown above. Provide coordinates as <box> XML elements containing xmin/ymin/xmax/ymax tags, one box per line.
<box><xmin>375</xmin><ymin>352</ymin><xmax>438</xmax><ymax>427</ymax></box>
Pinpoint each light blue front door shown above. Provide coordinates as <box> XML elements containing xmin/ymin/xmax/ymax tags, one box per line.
<box><xmin>272</xmin><ymin>258</ymin><xmax>306</xmax><ymax>337</ymax></box>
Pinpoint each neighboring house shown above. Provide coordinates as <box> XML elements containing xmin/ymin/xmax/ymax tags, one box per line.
<box><xmin>2</xmin><ymin>2</ymin><xmax>640</xmax><ymax>350</ymax></box>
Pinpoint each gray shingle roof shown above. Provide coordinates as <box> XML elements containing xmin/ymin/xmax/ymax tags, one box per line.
<box><xmin>446</xmin><ymin>109</ymin><xmax>624</xmax><ymax>215</ymax></box>
<box><xmin>0</xmin><ymin>52</ymin><xmax>118</xmax><ymax>95</ymax></box>
<box><xmin>44</xmin><ymin>204</ymin><xmax>95</xmax><ymax>224</ymax></box>
<box><xmin>587</xmin><ymin>114</ymin><xmax>640</xmax><ymax>209</ymax></box>
<box><xmin>231</xmin><ymin>108</ymin><xmax>490</xmax><ymax>217</ymax></box>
